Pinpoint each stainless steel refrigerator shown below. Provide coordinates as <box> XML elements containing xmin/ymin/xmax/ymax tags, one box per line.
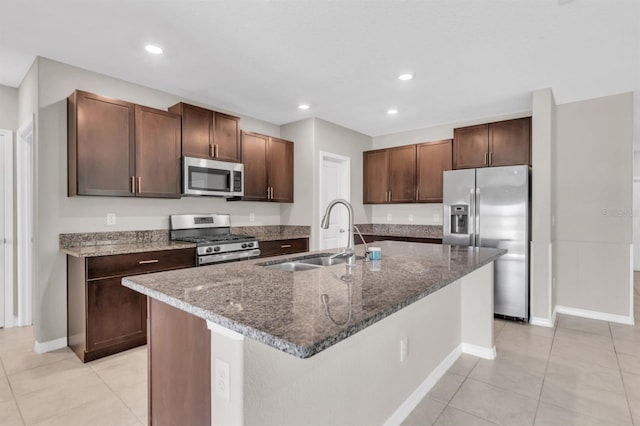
<box><xmin>443</xmin><ymin>165</ymin><xmax>530</xmax><ymax>321</ymax></box>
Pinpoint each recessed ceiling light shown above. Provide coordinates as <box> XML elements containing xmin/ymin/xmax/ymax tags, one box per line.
<box><xmin>145</xmin><ymin>44</ymin><xmax>163</xmax><ymax>55</ymax></box>
<box><xmin>398</xmin><ymin>73</ymin><xmax>414</xmax><ymax>81</ymax></box>
<box><xmin>298</xmin><ymin>104</ymin><xmax>310</xmax><ymax>110</ymax></box>
<box><xmin>387</xmin><ymin>108</ymin><xmax>399</xmax><ymax>115</ymax></box>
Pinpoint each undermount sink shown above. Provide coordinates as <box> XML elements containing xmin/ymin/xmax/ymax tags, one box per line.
<box><xmin>259</xmin><ymin>253</ymin><xmax>362</xmax><ymax>271</ymax></box>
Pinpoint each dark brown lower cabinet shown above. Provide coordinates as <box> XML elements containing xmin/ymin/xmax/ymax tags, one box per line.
<box><xmin>67</xmin><ymin>248</ymin><xmax>195</xmax><ymax>362</ymax></box>
<box><xmin>148</xmin><ymin>298</ymin><xmax>210</xmax><ymax>426</ymax></box>
<box><xmin>357</xmin><ymin>235</ymin><xmax>443</xmax><ymax>245</ymax></box>
<box><xmin>258</xmin><ymin>238</ymin><xmax>309</xmax><ymax>258</ymax></box>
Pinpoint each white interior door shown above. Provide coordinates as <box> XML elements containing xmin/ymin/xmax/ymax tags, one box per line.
<box><xmin>319</xmin><ymin>152</ymin><xmax>351</xmax><ymax>250</ymax></box>
<box><xmin>17</xmin><ymin>118</ymin><xmax>33</xmax><ymax>327</ymax></box>
<box><xmin>0</xmin><ymin>129</ymin><xmax>13</xmax><ymax>328</ymax></box>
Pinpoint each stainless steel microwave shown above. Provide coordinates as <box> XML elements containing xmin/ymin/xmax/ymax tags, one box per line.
<box><xmin>182</xmin><ymin>156</ymin><xmax>244</xmax><ymax>197</ymax></box>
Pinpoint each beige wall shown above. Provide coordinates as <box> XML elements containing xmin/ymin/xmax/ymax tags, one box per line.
<box><xmin>555</xmin><ymin>92</ymin><xmax>633</xmax><ymax>318</ymax></box>
<box><xmin>530</xmin><ymin>88</ymin><xmax>556</xmax><ymax>324</ymax></box>
<box><xmin>33</xmin><ymin>57</ymin><xmax>284</xmax><ymax>345</ymax></box>
<box><xmin>281</xmin><ymin>118</ymin><xmax>371</xmax><ymax>250</ymax></box>
<box><xmin>0</xmin><ymin>85</ymin><xmax>18</xmax><ymax>131</ymax></box>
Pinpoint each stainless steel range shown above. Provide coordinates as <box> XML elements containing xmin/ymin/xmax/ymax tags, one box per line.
<box><xmin>169</xmin><ymin>214</ymin><xmax>260</xmax><ymax>266</ymax></box>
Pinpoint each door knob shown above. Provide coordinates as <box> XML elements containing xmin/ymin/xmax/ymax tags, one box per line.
<box><xmin>339</xmin><ymin>229</ymin><xmax>345</xmax><ymax>233</ymax></box>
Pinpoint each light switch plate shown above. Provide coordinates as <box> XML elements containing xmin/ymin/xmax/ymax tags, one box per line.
<box><xmin>106</xmin><ymin>213</ymin><xmax>116</xmax><ymax>226</ymax></box>
<box><xmin>249</xmin><ymin>213</ymin><xmax>255</xmax><ymax>222</ymax></box>
<box><xmin>386</xmin><ymin>214</ymin><xmax>392</xmax><ymax>221</ymax></box>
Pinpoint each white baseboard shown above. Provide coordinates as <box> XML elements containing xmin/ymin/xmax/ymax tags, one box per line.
<box><xmin>384</xmin><ymin>344</ymin><xmax>463</xmax><ymax>426</ymax></box>
<box><xmin>462</xmin><ymin>343</ymin><xmax>496</xmax><ymax>360</ymax></box>
<box><xmin>555</xmin><ymin>305</ymin><xmax>634</xmax><ymax>325</ymax></box>
<box><xmin>34</xmin><ymin>337</ymin><xmax>67</xmax><ymax>354</ymax></box>
<box><xmin>530</xmin><ymin>316</ymin><xmax>555</xmax><ymax>328</ymax></box>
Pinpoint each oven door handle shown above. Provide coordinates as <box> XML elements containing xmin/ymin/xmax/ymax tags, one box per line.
<box><xmin>198</xmin><ymin>249</ymin><xmax>261</xmax><ymax>266</ymax></box>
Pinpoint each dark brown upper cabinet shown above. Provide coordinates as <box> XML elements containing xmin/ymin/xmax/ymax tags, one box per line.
<box><xmin>241</xmin><ymin>131</ymin><xmax>294</xmax><ymax>202</ymax></box>
<box><xmin>363</xmin><ymin>145</ymin><xmax>416</xmax><ymax>204</ymax></box>
<box><xmin>68</xmin><ymin>90</ymin><xmax>181</xmax><ymax>198</ymax></box>
<box><xmin>416</xmin><ymin>139</ymin><xmax>452</xmax><ymax>203</ymax></box>
<box><xmin>134</xmin><ymin>105</ymin><xmax>182</xmax><ymax>198</ymax></box>
<box><xmin>168</xmin><ymin>102</ymin><xmax>241</xmax><ymax>163</ymax></box>
<box><xmin>453</xmin><ymin>117</ymin><xmax>531</xmax><ymax>169</ymax></box>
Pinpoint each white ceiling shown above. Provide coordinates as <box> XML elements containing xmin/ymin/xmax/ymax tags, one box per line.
<box><xmin>1</xmin><ymin>0</ymin><xmax>638</xmax><ymax>136</ymax></box>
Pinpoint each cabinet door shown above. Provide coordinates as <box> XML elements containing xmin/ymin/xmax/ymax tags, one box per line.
<box><xmin>69</xmin><ymin>90</ymin><xmax>135</xmax><ymax>196</ymax></box>
<box><xmin>363</xmin><ymin>150</ymin><xmax>389</xmax><ymax>204</ymax></box>
<box><xmin>489</xmin><ymin>117</ymin><xmax>531</xmax><ymax>167</ymax></box>
<box><xmin>135</xmin><ymin>105</ymin><xmax>182</xmax><ymax>198</ymax></box>
<box><xmin>241</xmin><ymin>131</ymin><xmax>269</xmax><ymax>201</ymax></box>
<box><xmin>388</xmin><ymin>145</ymin><xmax>416</xmax><ymax>203</ymax></box>
<box><xmin>268</xmin><ymin>137</ymin><xmax>294</xmax><ymax>202</ymax></box>
<box><xmin>213</xmin><ymin>112</ymin><xmax>241</xmax><ymax>162</ymax></box>
<box><xmin>416</xmin><ymin>140</ymin><xmax>452</xmax><ymax>203</ymax></box>
<box><xmin>86</xmin><ymin>277</ymin><xmax>147</xmax><ymax>352</ymax></box>
<box><xmin>170</xmin><ymin>103</ymin><xmax>212</xmax><ymax>159</ymax></box>
<box><xmin>453</xmin><ymin>124</ymin><xmax>489</xmax><ymax>169</ymax></box>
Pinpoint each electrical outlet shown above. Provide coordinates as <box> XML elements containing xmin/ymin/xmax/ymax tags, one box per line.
<box><xmin>215</xmin><ymin>358</ymin><xmax>230</xmax><ymax>401</ymax></box>
<box><xmin>432</xmin><ymin>213</ymin><xmax>440</xmax><ymax>222</ymax></box>
<box><xmin>400</xmin><ymin>337</ymin><xmax>409</xmax><ymax>362</ymax></box>
<box><xmin>249</xmin><ymin>212</ymin><xmax>255</xmax><ymax>222</ymax></box>
<box><xmin>408</xmin><ymin>214</ymin><xmax>414</xmax><ymax>222</ymax></box>
<box><xmin>386</xmin><ymin>214</ymin><xmax>392</xmax><ymax>221</ymax></box>
<box><xmin>106</xmin><ymin>213</ymin><xmax>116</xmax><ymax>226</ymax></box>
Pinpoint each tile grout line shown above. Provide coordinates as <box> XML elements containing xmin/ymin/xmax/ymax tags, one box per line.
<box><xmin>0</xmin><ymin>353</ymin><xmax>27</xmax><ymax>426</ymax></box>
<box><xmin>90</xmin><ymin>357</ymin><xmax>147</xmax><ymax>425</ymax></box>
<box><xmin>610</xmin><ymin>320</ymin><xmax>637</xmax><ymax>426</ymax></box>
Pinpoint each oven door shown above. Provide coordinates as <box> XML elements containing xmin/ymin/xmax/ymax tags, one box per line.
<box><xmin>183</xmin><ymin>157</ymin><xmax>243</xmax><ymax>197</ymax></box>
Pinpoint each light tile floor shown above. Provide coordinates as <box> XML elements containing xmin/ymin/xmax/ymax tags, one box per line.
<box><xmin>403</xmin><ymin>274</ymin><xmax>640</xmax><ymax>426</ymax></box>
<box><xmin>0</xmin><ymin>275</ymin><xmax>638</xmax><ymax>426</ymax></box>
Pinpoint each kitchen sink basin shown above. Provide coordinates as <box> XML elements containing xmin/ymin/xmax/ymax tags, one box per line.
<box><xmin>263</xmin><ymin>262</ymin><xmax>322</xmax><ymax>272</ymax></box>
<box><xmin>259</xmin><ymin>253</ymin><xmax>363</xmax><ymax>271</ymax></box>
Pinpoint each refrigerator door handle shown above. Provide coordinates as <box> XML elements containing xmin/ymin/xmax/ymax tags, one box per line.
<box><xmin>469</xmin><ymin>188</ymin><xmax>476</xmax><ymax>247</ymax></box>
<box><xmin>475</xmin><ymin>188</ymin><xmax>481</xmax><ymax>246</ymax></box>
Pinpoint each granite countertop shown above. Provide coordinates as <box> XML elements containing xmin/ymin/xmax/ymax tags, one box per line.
<box><xmin>122</xmin><ymin>241</ymin><xmax>505</xmax><ymax>359</ymax></box>
<box><xmin>62</xmin><ymin>241</ymin><xmax>196</xmax><ymax>258</ymax></box>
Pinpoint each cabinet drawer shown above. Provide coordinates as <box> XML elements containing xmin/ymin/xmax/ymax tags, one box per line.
<box><xmin>259</xmin><ymin>238</ymin><xmax>309</xmax><ymax>258</ymax></box>
<box><xmin>88</xmin><ymin>248</ymin><xmax>195</xmax><ymax>279</ymax></box>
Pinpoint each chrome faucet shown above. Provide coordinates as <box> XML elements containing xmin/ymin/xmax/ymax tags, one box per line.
<box><xmin>321</xmin><ymin>199</ymin><xmax>357</xmax><ymax>266</ymax></box>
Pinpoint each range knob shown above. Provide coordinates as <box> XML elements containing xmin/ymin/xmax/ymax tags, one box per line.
<box><xmin>241</xmin><ymin>243</ymin><xmax>248</xmax><ymax>248</ymax></box>
<box><xmin>214</xmin><ymin>246</ymin><xmax>221</xmax><ymax>252</ymax></box>
<box><xmin>205</xmin><ymin>247</ymin><xmax>213</xmax><ymax>253</ymax></box>
<box><xmin>246</xmin><ymin>242</ymin><xmax>254</xmax><ymax>248</ymax></box>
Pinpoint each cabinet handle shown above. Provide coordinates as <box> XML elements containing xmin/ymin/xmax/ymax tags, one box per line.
<box><xmin>209</xmin><ymin>144</ymin><xmax>214</xmax><ymax>158</ymax></box>
<box><xmin>139</xmin><ymin>259</ymin><xmax>159</xmax><ymax>264</ymax></box>
<box><xmin>416</xmin><ymin>188</ymin><xmax>419</xmax><ymax>200</ymax></box>
<box><xmin>280</xmin><ymin>244</ymin><xmax>292</xmax><ymax>248</ymax></box>
<box><xmin>489</xmin><ymin>151</ymin><xmax>492</xmax><ymax>165</ymax></box>
<box><xmin>137</xmin><ymin>176</ymin><xmax>141</xmax><ymax>192</ymax></box>
<box><xmin>214</xmin><ymin>144</ymin><xmax>218</xmax><ymax>157</ymax></box>
<box><xmin>131</xmin><ymin>176</ymin><xmax>135</xmax><ymax>193</ymax></box>
<box><xmin>388</xmin><ymin>191</ymin><xmax>392</xmax><ymax>202</ymax></box>
<box><xmin>484</xmin><ymin>152</ymin><xmax>488</xmax><ymax>166</ymax></box>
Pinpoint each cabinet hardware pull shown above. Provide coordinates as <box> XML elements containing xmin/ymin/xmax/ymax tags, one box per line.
<box><xmin>137</xmin><ymin>176</ymin><xmax>141</xmax><ymax>192</ymax></box>
<box><xmin>416</xmin><ymin>188</ymin><xmax>419</xmax><ymax>200</ymax></box>
<box><xmin>131</xmin><ymin>176</ymin><xmax>135</xmax><ymax>193</ymax></box>
<box><xmin>484</xmin><ymin>152</ymin><xmax>488</xmax><ymax>166</ymax></box>
<box><xmin>209</xmin><ymin>144</ymin><xmax>213</xmax><ymax>158</ymax></box>
<box><xmin>280</xmin><ymin>244</ymin><xmax>292</xmax><ymax>248</ymax></box>
<box><xmin>489</xmin><ymin>151</ymin><xmax>492</xmax><ymax>165</ymax></box>
<box><xmin>214</xmin><ymin>144</ymin><xmax>218</xmax><ymax>157</ymax></box>
<box><xmin>388</xmin><ymin>191</ymin><xmax>392</xmax><ymax>202</ymax></box>
<box><xmin>139</xmin><ymin>259</ymin><xmax>159</xmax><ymax>264</ymax></box>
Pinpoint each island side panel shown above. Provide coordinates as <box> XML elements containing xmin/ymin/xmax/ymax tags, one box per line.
<box><xmin>241</xmin><ymin>281</ymin><xmax>463</xmax><ymax>426</ymax></box>
<box><xmin>461</xmin><ymin>262</ymin><xmax>496</xmax><ymax>358</ymax></box>
<box><xmin>148</xmin><ymin>298</ymin><xmax>211</xmax><ymax>426</ymax></box>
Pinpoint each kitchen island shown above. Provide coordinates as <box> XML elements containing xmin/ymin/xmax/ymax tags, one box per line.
<box><xmin>123</xmin><ymin>241</ymin><xmax>505</xmax><ymax>426</ymax></box>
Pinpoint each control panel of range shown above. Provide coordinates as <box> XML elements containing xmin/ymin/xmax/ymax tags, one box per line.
<box><xmin>196</xmin><ymin>241</ymin><xmax>259</xmax><ymax>256</ymax></box>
